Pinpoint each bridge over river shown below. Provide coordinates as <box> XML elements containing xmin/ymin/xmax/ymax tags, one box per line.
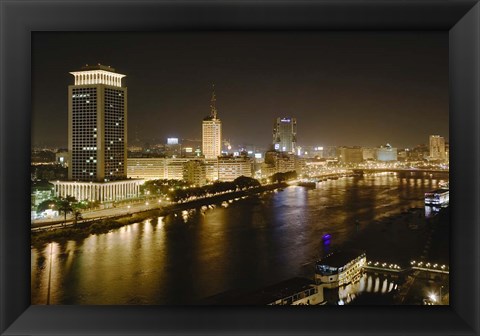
<box><xmin>352</xmin><ymin>168</ymin><xmax>449</xmax><ymax>178</ymax></box>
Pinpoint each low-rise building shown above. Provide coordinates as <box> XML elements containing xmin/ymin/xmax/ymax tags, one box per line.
<box><xmin>50</xmin><ymin>179</ymin><xmax>144</xmax><ymax>203</ymax></box>
<box><xmin>127</xmin><ymin>158</ymin><xmax>167</xmax><ymax>180</ymax></box>
<box><xmin>338</xmin><ymin>147</ymin><xmax>363</xmax><ymax>164</ymax></box>
<box><xmin>183</xmin><ymin>160</ymin><xmax>207</xmax><ymax>186</ymax></box>
<box><xmin>376</xmin><ymin>144</ymin><xmax>397</xmax><ymax>161</ymax></box>
<box><xmin>217</xmin><ymin>156</ymin><xmax>253</xmax><ymax>181</ymax></box>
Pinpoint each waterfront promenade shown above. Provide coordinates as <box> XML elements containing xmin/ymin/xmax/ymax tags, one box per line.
<box><xmin>31</xmin><ymin>182</ymin><xmax>287</xmax><ymax>230</ymax></box>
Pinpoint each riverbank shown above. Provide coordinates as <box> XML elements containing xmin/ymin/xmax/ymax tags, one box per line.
<box><xmin>31</xmin><ymin>182</ymin><xmax>288</xmax><ymax>246</ymax></box>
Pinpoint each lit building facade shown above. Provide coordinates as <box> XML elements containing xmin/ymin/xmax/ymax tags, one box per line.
<box><xmin>429</xmin><ymin>135</ymin><xmax>446</xmax><ymax>161</ymax></box>
<box><xmin>202</xmin><ymin>86</ymin><xmax>222</xmax><ymax>159</ymax></box>
<box><xmin>376</xmin><ymin>144</ymin><xmax>397</xmax><ymax>161</ymax></box>
<box><xmin>166</xmin><ymin>158</ymin><xmax>191</xmax><ymax>180</ymax></box>
<box><xmin>183</xmin><ymin>160</ymin><xmax>207</xmax><ymax>186</ymax></box>
<box><xmin>51</xmin><ymin>180</ymin><xmax>142</xmax><ymax>203</ymax></box>
<box><xmin>217</xmin><ymin>156</ymin><xmax>253</xmax><ymax>181</ymax></box>
<box><xmin>273</xmin><ymin>117</ymin><xmax>297</xmax><ymax>153</ymax></box>
<box><xmin>261</xmin><ymin>151</ymin><xmax>303</xmax><ymax>177</ymax></box>
<box><xmin>127</xmin><ymin>158</ymin><xmax>167</xmax><ymax>180</ymax></box>
<box><xmin>338</xmin><ymin>147</ymin><xmax>363</xmax><ymax>164</ymax></box>
<box><xmin>362</xmin><ymin>148</ymin><xmax>376</xmax><ymax>161</ymax></box>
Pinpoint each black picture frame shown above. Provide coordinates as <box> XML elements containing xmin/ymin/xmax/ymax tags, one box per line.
<box><xmin>1</xmin><ymin>0</ymin><xmax>479</xmax><ymax>335</ymax></box>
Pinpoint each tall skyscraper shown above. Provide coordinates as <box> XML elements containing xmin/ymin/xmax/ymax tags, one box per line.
<box><xmin>429</xmin><ymin>135</ymin><xmax>446</xmax><ymax>161</ymax></box>
<box><xmin>202</xmin><ymin>85</ymin><xmax>222</xmax><ymax>159</ymax></box>
<box><xmin>273</xmin><ymin>117</ymin><xmax>297</xmax><ymax>153</ymax></box>
<box><xmin>52</xmin><ymin>65</ymin><xmax>142</xmax><ymax>203</ymax></box>
<box><xmin>68</xmin><ymin>64</ymin><xmax>127</xmax><ymax>182</ymax></box>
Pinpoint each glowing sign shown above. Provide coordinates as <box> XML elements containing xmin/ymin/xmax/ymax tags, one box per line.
<box><xmin>167</xmin><ymin>138</ymin><xmax>179</xmax><ymax>145</ymax></box>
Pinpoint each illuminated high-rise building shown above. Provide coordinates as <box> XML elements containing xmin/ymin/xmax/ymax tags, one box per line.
<box><xmin>202</xmin><ymin>85</ymin><xmax>222</xmax><ymax>159</ymax></box>
<box><xmin>273</xmin><ymin>117</ymin><xmax>297</xmax><ymax>153</ymax></box>
<box><xmin>68</xmin><ymin>64</ymin><xmax>127</xmax><ymax>181</ymax></box>
<box><xmin>51</xmin><ymin>64</ymin><xmax>142</xmax><ymax>202</ymax></box>
<box><xmin>429</xmin><ymin>135</ymin><xmax>446</xmax><ymax>161</ymax></box>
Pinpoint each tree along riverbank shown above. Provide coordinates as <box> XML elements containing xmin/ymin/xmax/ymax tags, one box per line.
<box><xmin>31</xmin><ymin>182</ymin><xmax>288</xmax><ymax>246</ymax></box>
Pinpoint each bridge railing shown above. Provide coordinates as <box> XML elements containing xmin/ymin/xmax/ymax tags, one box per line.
<box><xmin>365</xmin><ymin>260</ymin><xmax>449</xmax><ymax>274</ymax></box>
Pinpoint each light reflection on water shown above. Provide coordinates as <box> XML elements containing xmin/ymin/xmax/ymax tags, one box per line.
<box><xmin>31</xmin><ymin>175</ymin><xmax>445</xmax><ymax>305</ymax></box>
<box><xmin>333</xmin><ymin>273</ymin><xmax>399</xmax><ymax>305</ymax></box>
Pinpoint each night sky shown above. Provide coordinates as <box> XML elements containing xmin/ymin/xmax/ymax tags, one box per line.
<box><xmin>32</xmin><ymin>31</ymin><xmax>448</xmax><ymax>149</ymax></box>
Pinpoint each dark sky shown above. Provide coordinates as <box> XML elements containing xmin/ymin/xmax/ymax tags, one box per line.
<box><xmin>32</xmin><ymin>31</ymin><xmax>448</xmax><ymax>149</ymax></box>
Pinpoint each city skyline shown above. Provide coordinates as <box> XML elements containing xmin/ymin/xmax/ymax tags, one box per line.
<box><xmin>32</xmin><ymin>31</ymin><xmax>449</xmax><ymax>149</ymax></box>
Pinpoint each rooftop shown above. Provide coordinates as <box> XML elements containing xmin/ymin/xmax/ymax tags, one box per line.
<box><xmin>80</xmin><ymin>64</ymin><xmax>116</xmax><ymax>72</ymax></box>
<box><xmin>317</xmin><ymin>250</ymin><xmax>365</xmax><ymax>268</ymax></box>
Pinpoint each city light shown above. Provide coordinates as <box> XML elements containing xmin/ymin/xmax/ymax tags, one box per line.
<box><xmin>30</xmin><ymin>47</ymin><xmax>450</xmax><ymax>307</ymax></box>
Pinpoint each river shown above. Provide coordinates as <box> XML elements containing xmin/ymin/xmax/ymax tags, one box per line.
<box><xmin>31</xmin><ymin>174</ymin><xmax>446</xmax><ymax>304</ymax></box>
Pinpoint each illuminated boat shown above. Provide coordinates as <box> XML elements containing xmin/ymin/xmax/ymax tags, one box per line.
<box><xmin>315</xmin><ymin>250</ymin><xmax>366</xmax><ymax>288</ymax></box>
<box><xmin>424</xmin><ymin>189</ymin><xmax>449</xmax><ymax>206</ymax></box>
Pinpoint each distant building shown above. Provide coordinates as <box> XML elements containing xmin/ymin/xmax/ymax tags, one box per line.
<box><xmin>56</xmin><ymin>150</ymin><xmax>69</xmax><ymax>167</ymax></box>
<box><xmin>217</xmin><ymin>156</ymin><xmax>253</xmax><ymax>182</ymax></box>
<box><xmin>166</xmin><ymin>158</ymin><xmax>192</xmax><ymax>180</ymax></box>
<box><xmin>202</xmin><ymin>85</ymin><xmax>222</xmax><ymax>159</ymax></box>
<box><xmin>397</xmin><ymin>149</ymin><xmax>408</xmax><ymax>161</ymax></box>
<box><xmin>204</xmin><ymin>159</ymin><xmax>219</xmax><ymax>182</ymax></box>
<box><xmin>165</xmin><ymin>138</ymin><xmax>182</xmax><ymax>157</ymax></box>
<box><xmin>429</xmin><ymin>135</ymin><xmax>446</xmax><ymax>161</ymax></box>
<box><xmin>182</xmin><ymin>138</ymin><xmax>202</xmax><ymax>158</ymax></box>
<box><xmin>323</xmin><ymin>146</ymin><xmax>338</xmax><ymax>159</ymax></box>
<box><xmin>183</xmin><ymin>160</ymin><xmax>207</xmax><ymax>186</ymax></box>
<box><xmin>127</xmin><ymin>158</ymin><xmax>166</xmax><ymax>180</ymax></box>
<box><xmin>409</xmin><ymin>144</ymin><xmax>429</xmax><ymax>161</ymax></box>
<box><xmin>261</xmin><ymin>150</ymin><xmax>303</xmax><ymax>177</ymax></box>
<box><xmin>31</xmin><ymin>182</ymin><xmax>55</xmax><ymax>210</ymax></box>
<box><xmin>338</xmin><ymin>147</ymin><xmax>363</xmax><ymax>164</ymax></box>
<box><xmin>127</xmin><ymin>157</ymin><xmax>207</xmax><ymax>181</ymax></box>
<box><xmin>273</xmin><ymin>117</ymin><xmax>297</xmax><ymax>153</ymax></box>
<box><xmin>376</xmin><ymin>144</ymin><xmax>397</xmax><ymax>161</ymax></box>
<box><xmin>362</xmin><ymin>148</ymin><xmax>376</xmax><ymax>161</ymax></box>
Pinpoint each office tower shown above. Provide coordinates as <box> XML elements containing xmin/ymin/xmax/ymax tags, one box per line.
<box><xmin>68</xmin><ymin>64</ymin><xmax>127</xmax><ymax>182</ymax></box>
<box><xmin>202</xmin><ymin>85</ymin><xmax>222</xmax><ymax>159</ymax></box>
<box><xmin>429</xmin><ymin>135</ymin><xmax>446</xmax><ymax>161</ymax></box>
<box><xmin>273</xmin><ymin>117</ymin><xmax>297</xmax><ymax>153</ymax></box>
<box><xmin>52</xmin><ymin>65</ymin><xmax>142</xmax><ymax>202</ymax></box>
